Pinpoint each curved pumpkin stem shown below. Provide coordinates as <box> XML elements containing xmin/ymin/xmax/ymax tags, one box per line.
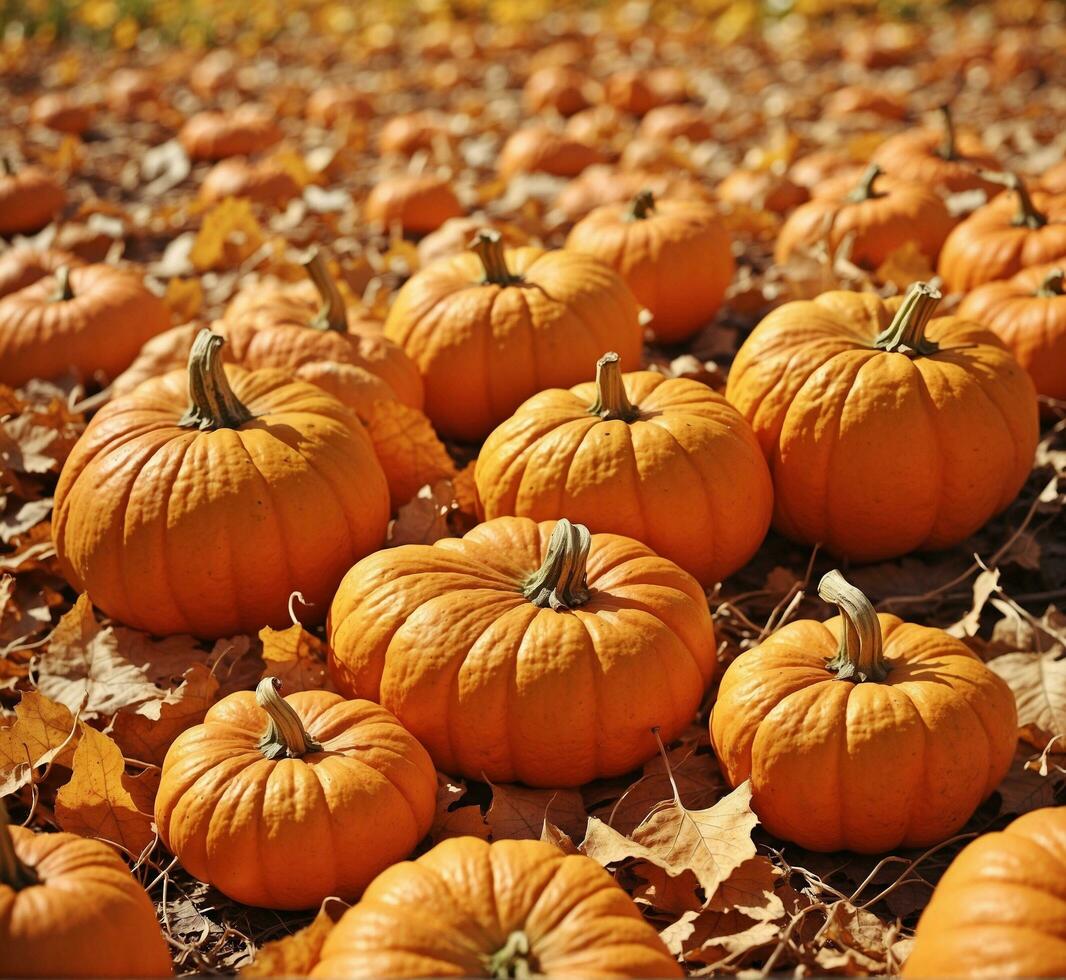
<box><xmin>256</xmin><ymin>677</ymin><xmax>322</xmax><ymax>760</ymax></box>
<box><xmin>524</xmin><ymin>519</ymin><xmax>591</xmax><ymax>611</ymax></box>
<box><xmin>304</xmin><ymin>249</ymin><xmax>348</xmax><ymax>333</ymax></box>
<box><xmin>1037</xmin><ymin>268</ymin><xmax>1065</xmax><ymax>297</ymax></box>
<box><xmin>485</xmin><ymin>930</ymin><xmax>536</xmax><ymax>980</ymax></box>
<box><xmin>981</xmin><ymin>171</ymin><xmax>1047</xmax><ymax>229</ymax></box>
<box><xmin>628</xmin><ymin>189</ymin><xmax>657</xmax><ymax>220</ymax></box>
<box><xmin>935</xmin><ymin>104</ymin><xmax>957</xmax><ymax>161</ymax></box>
<box><xmin>873</xmin><ymin>281</ymin><xmax>942</xmax><ymax>356</ymax></box>
<box><xmin>845</xmin><ymin>163</ymin><xmax>881</xmax><ymax>204</ymax></box>
<box><xmin>179</xmin><ymin>330</ymin><xmax>255</xmax><ymax>431</ymax></box>
<box><xmin>51</xmin><ymin>266</ymin><xmax>74</xmax><ymax>302</ymax></box>
<box><xmin>0</xmin><ymin>799</ymin><xmax>39</xmax><ymax>891</ymax></box>
<box><xmin>589</xmin><ymin>352</ymin><xmax>639</xmax><ymax>422</ymax></box>
<box><xmin>819</xmin><ymin>570</ymin><xmax>891</xmax><ymax>683</ymax></box>
<box><xmin>470</xmin><ymin>230</ymin><xmax>522</xmax><ymax>286</ymax></box>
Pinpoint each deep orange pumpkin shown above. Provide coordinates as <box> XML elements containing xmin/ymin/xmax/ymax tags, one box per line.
<box><xmin>200</xmin><ymin>157</ymin><xmax>301</xmax><ymax>207</ymax></box>
<box><xmin>0</xmin><ymin>160</ymin><xmax>66</xmax><ymax>236</ymax></box>
<box><xmin>179</xmin><ymin>106</ymin><xmax>282</xmax><ymax>162</ymax></box>
<box><xmin>497</xmin><ymin>126</ymin><xmax>605</xmax><ymax>180</ymax></box>
<box><xmin>363</xmin><ymin>174</ymin><xmax>464</xmax><ymax>236</ymax></box>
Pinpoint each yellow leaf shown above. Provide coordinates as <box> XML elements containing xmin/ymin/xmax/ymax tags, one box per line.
<box><xmin>875</xmin><ymin>241</ymin><xmax>936</xmax><ymax>291</ymax></box>
<box><xmin>164</xmin><ymin>277</ymin><xmax>203</xmax><ymax>322</ymax></box>
<box><xmin>365</xmin><ymin>400</ymin><xmax>456</xmax><ymax>509</ymax></box>
<box><xmin>266</xmin><ymin>146</ymin><xmax>316</xmax><ymax>188</ymax></box>
<box><xmin>259</xmin><ymin>623</ymin><xmax>331</xmax><ymax>693</ymax></box>
<box><xmin>0</xmin><ymin>691</ymin><xmax>82</xmax><ymax>796</ymax></box>
<box><xmin>190</xmin><ymin>197</ymin><xmax>264</xmax><ymax>272</ymax></box>
<box><xmin>243</xmin><ymin>897</ymin><xmax>348</xmax><ymax>977</ymax></box>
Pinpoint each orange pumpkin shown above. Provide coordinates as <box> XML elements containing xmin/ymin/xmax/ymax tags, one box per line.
<box><xmin>30</xmin><ymin>92</ymin><xmax>92</xmax><ymax>135</ymax></box>
<box><xmin>312</xmin><ymin>837</ymin><xmax>683</xmax><ymax>979</ymax></box>
<box><xmin>717</xmin><ymin>168</ymin><xmax>809</xmax><ymax>214</ymax></box>
<box><xmin>0</xmin><ymin>264</ymin><xmax>171</xmax><ymax>387</ymax></box>
<box><xmin>775</xmin><ymin>163</ymin><xmax>956</xmax><ymax>266</ymax></box>
<box><xmin>522</xmin><ymin>65</ymin><xmax>590</xmax><ymax>117</ymax></box>
<box><xmin>476</xmin><ymin>352</ymin><xmax>771</xmax><ymax>586</ymax></box>
<box><xmin>378</xmin><ymin>112</ymin><xmax>451</xmax><ymax>157</ymax></box>
<box><xmin>178</xmin><ymin>106</ymin><xmax>282</xmax><ymax>162</ymax></box>
<box><xmin>156</xmin><ymin>678</ymin><xmax>436</xmax><ymax>910</ymax></box>
<box><xmin>53</xmin><ymin>330</ymin><xmax>390</xmax><ymax>637</ymax></box>
<box><xmin>938</xmin><ymin>173</ymin><xmax>1066</xmax><ymax>292</ymax></box>
<box><xmin>328</xmin><ymin>516</ymin><xmax>716</xmax><ymax>786</ymax></box>
<box><xmin>554</xmin><ymin>166</ymin><xmax>711</xmax><ymax>222</ymax></box>
<box><xmin>711</xmin><ymin>570</ymin><xmax>1017</xmax><ymax>853</ymax></box>
<box><xmin>903</xmin><ymin>807</ymin><xmax>1066</xmax><ymax>978</ymax></box>
<box><xmin>497</xmin><ymin>126</ymin><xmax>605</xmax><ymax>180</ymax></box>
<box><xmin>416</xmin><ymin>216</ymin><xmax>530</xmax><ymax>267</ymax></box>
<box><xmin>363</xmin><ymin>174</ymin><xmax>464</xmax><ymax>236</ymax></box>
<box><xmin>1043</xmin><ymin>159</ymin><xmax>1066</xmax><ymax>196</ymax></box>
<box><xmin>789</xmin><ymin>147</ymin><xmax>858</xmax><ymax>188</ymax></box>
<box><xmin>200</xmin><ymin>157</ymin><xmax>301</xmax><ymax>207</ymax></box>
<box><xmin>0</xmin><ymin>160</ymin><xmax>66</xmax><ymax>236</ymax></box>
<box><xmin>306</xmin><ymin>85</ymin><xmax>374</xmax><ymax>126</ymax></box>
<box><xmin>383</xmin><ymin>231</ymin><xmax>642</xmax><ymax>441</ymax></box>
<box><xmin>0</xmin><ymin>246</ymin><xmax>81</xmax><ymax>298</ymax></box>
<box><xmin>726</xmin><ymin>282</ymin><xmax>1038</xmax><ymax>561</ymax></box>
<box><xmin>566</xmin><ymin>190</ymin><xmax>734</xmax><ymax>343</ymax></box>
<box><xmin>603</xmin><ymin>70</ymin><xmax>662</xmax><ymax>116</ymax></box>
<box><xmin>0</xmin><ymin>801</ymin><xmax>172</xmax><ymax>978</ymax></box>
<box><xmin>637</xmin><ymin>104</ymin><xmax>713</xmax><ymax>143</ymax></box>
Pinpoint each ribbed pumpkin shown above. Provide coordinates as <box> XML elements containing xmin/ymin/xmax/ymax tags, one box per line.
<box><xmin>711</xmin><ymin>570</ymin><xmax>1017</xmax><ymax>853</ymax></box>
<box><xmin>156</xmin><ymin>678</ymin><xmax>437</xmax><ymax>910</ymax></box>
<box><xmin>0</xmin><ymin>264</ymin><xmax>171</xmax><ymax>387</ymax></box>
<box><xmin>477</xmin><ymin>353</ymin><xmax>772</xmax><ymax>586</ymax></box>
<box><xmin>958</xmin><ymin>263</ymin><xmax>1066</xmax><ymax>406</ymax></box>
<box><xmin>312</xmin><ymin>837</ymin><xmax>683</xmax><ymax>979</ymax></box>
<box><xmin>554</xmin><ymin>166</ymin><xmax>712</xmax><ymax>222</ymax></box>
<box><xmin>53</xmin><ymin>330</ymin><xmax>390</xmax><ymax>638</ymax></box>
<box><xmin>0</xmin><ymin>801</ymin><xmax>172</xmax><ymax>978</ymax></box>
<box><xmin>0</xmin><ymin>246</ymin><xmax>81</xmax><ymax>298</ymax></box>
<box><xmin>0</xmin><ymin>159</ymin><xmax>66</xmax><ymax>236</ymax></box>
<box><xmin>363</xmin><ymin>174</ymin><xmax>464</xmax><ymax>236</ymax></box>
<box><xmin>328</xmin><ymin>517</ymin><xmax>716</xmax><ymax>787</ymax></box>
<box><xmin>178</xmin><ymin>106</ymin><xmax>281</xmax><ymax>162</ymax></box>
<box><xmin>726</xmin><ymin>282</ymin><xmax>1038</xmax><ymax>562</ymax></box>
<box><xmin>566</xmin><ymin>191</ymin><xmax>734</xmax><ymax>343</ymax></box>
<box><xmin>775</xmin><ymin>164</ymin><xmax>956</xmax><ymax>266</ymax></box>
<box><xmin>384</xmin><ymin>231</ymin><xmax>642</xmax><ymax>441</ymax></box>
<box><xmin>903</xmin><ymin>807</ymin><xmax>1066</xmax><ymax>978</ymax></box>
<box><xmin>938</xmin><ymin>173</ymin><xmax>1066</xmax><ymax>292</ymax></box>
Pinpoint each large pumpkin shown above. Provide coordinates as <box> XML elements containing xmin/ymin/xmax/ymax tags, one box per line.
<box><xmin>903</xmin><ymin>807</ymin><xmax>1066</xmax><ymax>977</ymax></box>
<box><xmin>328</xmin><ymin>517</ymin><xmax>716</xmax><ymax>787</ymax></box>
<box><xmin>710</xmin><ymin>570</ymin><xmax>1017</xmax><ymax>853</ymax></box>
<box><xmin>384</xmin><ymin>231</ymin><xmax>642</xmax><ymax>441</ymax></box>
<box><xmin>156</xmin><ymin>678</ymin><xmax>437</xmax><ymax>910</ymax></box>
<box><xmin>312</xmin><ymin>837</ymin><xmax>682</xmax><ymax>979</ymax></box>
<box><xmin>0</xmin><ymin>801</ymin><xmax>172</xmax><ymax>978</ymax></box>
<box><xmin>476</xmin><ymin>353</ymin><xmax>772</xmax><ymax>587</ymax></box>
<box><xmin>725</xmin><ymin>282</ymin><xmax>1038</xmax><ymax>561</ymax></box>
<box><xmin>53</xmin><ymin>330</ymin><xmax>390</xmax><ymax>638</ymax></box>
<box><xmin>566</xmin><ymin>190</ymin><xmax>734</xmax><ymax>343</ymax></box>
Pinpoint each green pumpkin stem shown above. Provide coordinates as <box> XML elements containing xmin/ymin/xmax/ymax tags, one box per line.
<box><xmin>0</xmin><ymin>799</ymin><xmax>39</xmax><ymax>891</ymax></box>
<box><xmin>873</xmin><ymin>281</ymin><xmax>942</xmax><ymax>356</ymax></box>
<box><xmin>50</xmin><ymin>265</ymin><xmax>74</xmax><ymax>302</ymax></box>
<box><xmin>256</xmin><ymin>677</ymin><xmax>322</xmax><ymax>760</ymax></box>
<box><xmin>935</xmin><ymin>104</ymin><xmax>957</xmax><ymax>161</ymax></box>
<box><xmin>819</xmin><ymin>570</ymin><xmax>891</xmax><ymax>683</ymax></box>
<box><xmin>485</xmin><ymin>931</ymin><xmax>536</xmax><ymax>980</ymax></box>
<box><xmin>304</xmin><ymin>249</ymin><xmax>348</xmax><ymax>333</ymax></box>
<box><xmin>523</xmin><ymin>519</ymin><xmax>591</xmax><ymax>611</ymax></box>
<box><xmin>1037</xmin><ymin>268</ymin><xmax>1065</xmax><ymax>297</ymax></box>
<box><xmin>981</xmin><ymin>171</ymin><xmax>1047</xmax><ymax>229</ymax></box>
<box><xmin>589</xmin><ymin>352</ymin><xmax>639</xmax><ymax>422</ymax></box>
<box><xmin>470</xmin><ymin>230</ymin><xmax>522</xmax><ymax>286</ymax></box>
<box><xmin>179</xmin><ymin>329</ymin><xmax>255</xmax><ymax>431</ymax></box>
<box><xmin>628</xmin><ymin>189</ymin><xmax>657</xmax><ymax>220</ymax></box>
<box><xmin>846</xmin><ymin>163</ymin><xmax>882</xmax><ymax>203</ymax></box>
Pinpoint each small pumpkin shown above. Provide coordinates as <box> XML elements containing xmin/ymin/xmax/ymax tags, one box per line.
<box><xmin>618</xmin><ymin>137</ymin><xmax>689</xmax><ymax>175</ymax></box>
<box><xmin>903</xmin><ymin>807</ymin><xmax>1066</xmax><ymax>978</ymax></box>
<box><xmin>30</xmin><ymin>92</ymin><xmax>93</xmax><ymax>135</ymax></box>
<box><xmin>522</xmin><ymin>65</ymin><xmax>590</xmax><ymax>117</ymax></box>
<box><xmin>53</xmin><ymin>330</ymin><xmax>390</xmax><ymax>638</ymax></box>
<box><xmin>711</xmin><ymin>569</ymin><xmax>1017</xmax><ymax>853</ymax></box>
<box><xmin>383</xmin><ymin>231</ymin><xmax>642</xmax><ymax>441</ymax></box>
<box><xmin>0</xmin><ymin>159</ymin><xmax>66</xmax><ymax>236</ymax></box>
<box><xmin>178</xmin><ymin>106</ymin><xmax>282</xmax><ymax>162</ymax></box>
<box><xmin>775</xmin><ymin>163</ymin><xmax>955</xmax><ymax>266</ymax></box>
<box><xmin>306</xmin><ymin>85</ymin><xmax>374</xmax><ymax>126</ymax></box>
<box><xmin>200</xmin><ymin>157</ymin><xmax>301</xmax><ymax>207</ymax></box>
<box><xmin>328</xmin><ymin>516</ymin><xmax>716</xmax><ymax>786</ymax></box>
<box><xmin>312</xmin><ymin>837</ymin><xmax>683</xmax><ymax>979</ymax></box>
<box><xmin>637</xmin><ymin>104</ymin><xmax>713</xmax><ymax>143</ymax></box>
<box><xmin>0</xmin><ymin>246</ymin><xmax>81</xmax><ymax>298</ymax></box>
<box><xmin>497</xmin><ymin>126</ymin><xmax>605</xmax><ymax>181</ymax></box>
<box><xmin>604</xmin><ymin>70</ymin><xmax>662</xmax><ymax>116</ymax></box>
<box><xmin>717</xmin><ymin>168</ymin><xmax>809</xmax><ymax>214</ymax></box>
<box><xmin>726</xmin><ymin>282</ymin><xmax>1038</xmax><ymax>561</ymax></box>
<box><xmin>156</xmin><ymin>677</ymin><xmax>436</xmax><ymax>910</ymax></box>
<box><xmin>566</xmin><ymin>190</ymin><xmax>734</xmax><ymax>343</ymax></box>
<box><xmin>938</xmin><ymin>172</ymin><xmax>1066</xmax><ymax>292</ymax></box>
<box><xmin>0</xmin><ymin>800</ymin><xmax>172</xmax><ymax>978</ymax></box>
<box><xmin>377</xmin><ymin>112</ymin><xmax>451</xmax><ymax>157</ymax></box>
<box><xmin>363</xmin><ymin>174</ymin><xmax>464</xmax><ymax>236</ymax></box>
<box><xmin>0</xmin><ymin>263</ymin><xmax>171</xmax><ymax>387</ymax></box>
<box><xmin>476</xmin><ymin>352</ymin><xmax>771</xmax><ymax>586</ymax></box>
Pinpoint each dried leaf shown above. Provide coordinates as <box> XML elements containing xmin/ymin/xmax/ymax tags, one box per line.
<box><xmin>243</xmin><ymin>897</ymin><xmax>348</xmax><ymax>977</ymax></box>
<box><xmin>429</xmin><ymin>774</ymin><xmax>489</xmax><ymax>843</ymax></box>
<box><xmin>988</xmin><ymin>649</ymin><xmax>1066</xmax><ymax>752</ymax></box>
<box><xmin>0</xmin><ymin>691</ymin><xmax>81</xmax><ymax>796</ymax></box>
<box><xmin>485</xmin><ymin>783</ymin><xmax>587</xmax><ymax>843</ymax></box>
<box><xmin>190</xmin><ymin>198</ymin><xmax>265</xmax><ymax>271</ymax></box>
<box><xmin>875</xmin><ymin>241</ymin><xmax>935</xmax><ymax>291</ymax></box>
<box><xmin>388</xmin><ymin>479</ymin><xmax>460</xmax><ymax>546</ymax></box>
<box><xmin>259</xmin><ymin>623</ymin><xmax>331</xmax><ymax>693</ymax></box>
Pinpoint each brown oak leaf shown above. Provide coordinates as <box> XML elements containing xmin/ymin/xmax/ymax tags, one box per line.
<box><xmin>485</xmin><ymin>782</ymin><xmax>587</xmax><ymax>843</ymax></box>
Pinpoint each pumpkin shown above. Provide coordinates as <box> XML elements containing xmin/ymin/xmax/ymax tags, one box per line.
<box><xmin>312</xmin><ymin>837</ymin><xmax>683</xmax><ymax>979</ymax></box>
<box><xmin>725</xmin><ymin>282</ymin><xmax>1038</xmax><ymax>561</ymax></box>
<box><xmin>306</xmin><ymin>85</ymin><xmax>374</xmax><ymax>126</ymax></box>
<box><xmin>497</xmin><ymin>126</ymin><xmax>605</xmax><ymax>181</ymax></box>
<box><xmin>156</xmin><ymin>677</ymin><xmax>436</xmax><ymax>910</ymax></box>
<box><xmin>106</xmin><ymin>68</ymin><xmax>159</xmax><ymax>116</ymax></box>
<box><xmin>0</xmin><ymin>264</ymin><xmax>171</xmax><ymax>387</ymax></box>
<box><xmin>109</xmin><ymin>322</ymin><xmax>202</xmax><ymax>399</ymax></box>
<box><xmin>30</xmin><ymin>92</ymin><xmax>93</xmax><ymax>135</ymax></box>
<box><xmin>903</xmin><ymin>807</ymin><xmax>1066</xmax><ymax>978</ymax></box>
<box><xmin>554</xmin><ymin>166</ymin><xmax>711</xmax><ymax>222</ymax></box>
<box><xmin>200</xmin><ymin>157</ymin><xmax>301</xmax><ymax>207</ymax></box>
<box><xmin>710</xmin><ymin>570</ymin><xmax>1017</xmax><ymax>853</ymax></box>
<box><xmin>476</xmin><ymin>352</ymin><xmax>771</xmax><ymax>586</ymax></box>
<box><xmin>871</xmin><ymin>105</ymin><xmax>1002</xmax><ymax>195</ymax></box>
<box><xmin>53</xmin><ymin>330</ymin><xmax>390</xmax><ymax>638</ymax></box>
<box><xmin>824</xmin><ymin>85</ymin><xmax>907</xmax><ymax>120</ymax></box>
<box><xmin>618</xmin><ymin>138</ymin><xmax>688</xmax><ymax>175</ymax></box>
<box><xmin>0</xmin><ymin>246</ymin><xmax>81</xmax><ymax>298</ymax></box>
<box><xmin>0</xmin><ymin>159</ymin><xmax>66</xmax><ymax>236</ymax></box>
<box><xmin>604</xmin><ymin>70</ymin><xmax>662</xmax><ymax>116</ymax></box>
<box><xmin>789</xmin><ymin>147</ymin><xmax>858</xmax><ymax>188</ymax></box>
<box><xmin>378</xmin><ymin>112</ymin><xmax>451</xmax><ymax>157</ymax></box>
<box><xmin>0</xmin><ymin>800</ymin><xmax>172</xmax><ymax>978</ymax></box>
<box><xmin>523</xmin><ymin>65</ymin><xmax>590</xmax><ymax>117</ymax></box>
<box><xmin>383</xmin><ymin>231</ymin><xmax>642</xmax><ymax>441</ymax></box>
<box><xmin>328</xmin><ymin>516</ymin><xmax>716</xmax><ymax>786</ymax></box>
<box><xmin>363</xmin><ymin>174</ymin><xmax>464</xmax><ymax>236</ymax></box>
<box><xmin>637</xmin><ymin>104</ymin><xmax>713</xmax><ymax>143</ymax></box>
<box><xmin>717</xmin><ymin>168</ymin><xmax>809</xmax><ymax>214</ymax></box>
<box><xmin>957</xmin><ymin>263</ymin><xmax>1066</xmax><ymax>406</ymax></box>
<box><xmin>1043</xmin><ymin>159</ymin><xmax>1066</xmax><ymax>196</ymax></box>
<box><xmin>178</xmin><ymin>106</ymin><xmax>282</xmax><ymax>162</ymax></box>
<box><xmin>938</xmin><ymin>173</ymin><xmax>1066</xmax><ymax>292</ymax></box>
<box><xmin>775</xmin><ymin>163</ymin><xmax>956</xmax><ymax>266</ymax></box>
<box><xmin>566</xmin><ymin>190</ymin><xmax>734</xmax><ymax>343</ymax></box>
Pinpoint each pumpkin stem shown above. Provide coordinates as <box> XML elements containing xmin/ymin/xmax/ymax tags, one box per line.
<box><xmin>980</xmin><ymin>171</ymin><xmax>1047</xmax><ymax>229</ymax></box>
<box><xmin>819</xmin><ymin>570</ymin><xmax>891</xmax><ymax>683</ymax></box>
<box><xmin>179</xmin><ymin>329</ymin><xmax>255</xmax><ymax>431</ymax></box>
<box><xmin>50</xmin><ymin>265</ymin><xmax>74</xmax><ymax>302</ymax></box>
<box><xmin>485</xmin><ymin>931</ymin><xmax>536</xmax><ymax>980</ymax></box>
<box><xmin>470</xmin><ymin>230</ymin><xmax>522</xmax><ymax>286</ymax></box>
<box><xmin>256</xmin><ymin>677</ymin><xmax>322</xmax><ymax>760</ymax></box>
<box><xmin>628</xmin><ymin>189</ymin><xmax>657</xmax><ymax>220</ymax></box>
<box><xmin>304</xmin><ymin>249</ymin><xmax>348</xmax><ymax>333</ymax></box>
<box><xmin>523</xmin><ymin>519</ymin><xmax>591</xmax><ymax>611</ymax></box>
<box><xmin>935</xmin><ymin>104</ymin><xmax>957</xmax><ymax>161</ymax></box>
<box><xmin>0</xmin><ymin>799</ymin><xmax>39</xmax><ymax>891</ymax></box>
<box><xmin>1036</xmin><ymin>268</ymin><xmax>1065</xmax><ymax>297</ymax></box>
<box><xmin>589</xmin><ymin>352</ymin><xmax>639</xmax><ymax>422</ymax></box>
<box><xmin>873</xmin><ymin>281</ymin><xmax>942</xmax><ymax>356</ymax></box>
<box><xmin>845</xmin><ymin>163</ymin><xmax>882</xmax><ymax>203</ymax></box>
<box><xmin>1</xmin><ymin>155</ymin><xmax>14</xmax><ymax>176</ymax></box>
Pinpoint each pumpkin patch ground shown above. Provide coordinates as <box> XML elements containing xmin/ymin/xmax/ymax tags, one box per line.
<box><xmin>1</xmin><ymin>1</ymin><xmax>1065</xmax><ymax>977</ymax></box>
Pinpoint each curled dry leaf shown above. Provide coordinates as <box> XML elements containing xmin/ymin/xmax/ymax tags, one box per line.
<box><xmin>0</xmin><ymin>690</ymin><xmax>81</xmax><ymax>796</ymax></box>
<box><xmin>988</xmin><ymin>649</ymin><xmax>1066</xmax><ymax>752</ymax></box>
<box><xmin>258</xmin><ymin>622</ymin><xmax>331</xmax><ymax>693</ymax></box>
<box><xmin>243</xmin><ymin>897</ymin><xmax>349</xmax><ymax>977</ymax></box>
<box><xmin>429</xmin><ymin>774</ymin><xmax>490</xmax><ymax>844</ymax></box>
<box><xmin>387</xmin><ymin>479</ymin><xmax>462</xmax><ymax>546</ymax></box>
<box><xmin>485</xmin><ymin>782</ymin><xmax>587</xmax><ymax>843</ymax></box>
